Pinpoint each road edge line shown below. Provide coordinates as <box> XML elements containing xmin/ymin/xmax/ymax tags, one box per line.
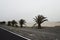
<box><xmin>0</xmin><ymin>27</ymin><xmax>31</xmax><ymax>40</ymax></box>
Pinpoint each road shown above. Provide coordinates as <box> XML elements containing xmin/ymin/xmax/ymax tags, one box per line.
<box><xmin>0</xmin><ymin>28</ymin><xmax>27</xmax><ymax>40</ymax></box>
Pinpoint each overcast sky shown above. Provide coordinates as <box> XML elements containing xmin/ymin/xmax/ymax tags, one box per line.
<box><xmin>0</xmin><ymin>0</ymin><xmax>60</xmax><ymax>22</ymax></box>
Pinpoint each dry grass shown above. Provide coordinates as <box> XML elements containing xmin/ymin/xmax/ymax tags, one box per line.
<box><xmin>0</xmin><ymin>25</ymin><xmax>60</xmax><ymax>40</ymax></box>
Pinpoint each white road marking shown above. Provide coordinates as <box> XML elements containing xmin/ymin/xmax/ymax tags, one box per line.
<box><xmin>0</xmin><ymin>27</ymin><xmax>31</xmax><ymax>40</ymax></box>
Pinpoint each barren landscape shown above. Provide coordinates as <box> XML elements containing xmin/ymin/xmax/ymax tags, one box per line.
<box><xmin>0</xmin><ymin>23</ymin><xmax>60</xmax><ymax>40</ymax></box>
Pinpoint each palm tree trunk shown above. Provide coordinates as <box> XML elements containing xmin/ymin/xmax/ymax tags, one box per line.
<box><xmin>21</xmin><ymin>24</ymin><xmax>23</xmax><ymax>28</ymax></box>
<box><xmin>38</xmin><ymin>24</ymin><xmax>41</xmax><ymax>29</ymax></box>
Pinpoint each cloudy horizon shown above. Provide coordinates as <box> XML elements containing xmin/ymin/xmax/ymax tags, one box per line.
<box><xmin>0</xmin><ymin>0</ymin><xmax>60</xmax><ymax>22</ymax></box>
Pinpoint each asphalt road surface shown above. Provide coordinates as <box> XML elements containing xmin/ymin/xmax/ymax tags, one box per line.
<box><xmin>0</xmin><ymin>28</ymin><xmax>27</xmax><ymax>40</ymax></box>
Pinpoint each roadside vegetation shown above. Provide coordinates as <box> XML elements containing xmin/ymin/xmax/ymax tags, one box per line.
<box><xmin>19</xmin><ymin>19</ymin><xmax>26</xmax><ymax>28</ymax></box>
<box><xmin>33</xmin><ymin>15</ymin><xmax>47</xmax><ymax>29</ymax></box>
<box><xmin>7</xmin><ymin>21</ymin><xmax>12</xmax><ymax>26</ymax></box>
<box><xmin>11</xmin><ymin>20</ymin><xmax>17</xmax><ymax>27</ymax></box>
<box><xmin>0</xmin><ymin>15</ymin><xmax>47</xmax><ymax>29</ymax></box>
<box><xmin>0</xmin><ymin>21</ymin><xmax>6</xmax><ymax>25</ymax></box>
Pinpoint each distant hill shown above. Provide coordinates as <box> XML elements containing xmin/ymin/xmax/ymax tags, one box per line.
<box><xmin>25</xmin><ymin>21</ymin><xmax>60</xmax><ymax>27</ymax></box>
<box><xmin>41</xmin><ymin>21</ymin><xmax>60</xmax><ymax>27</ymax></box>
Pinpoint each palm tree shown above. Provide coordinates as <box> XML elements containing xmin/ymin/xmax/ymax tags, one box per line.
<box><xmin>0</xmin><ymin>21</ymin><xmax>6</xmax><ymax>25</ymax></box>
<box><xmin>7</xmin><ymin>21</ymin><xmax>11</xmax><ymax>26</ymax></box>
<box><xmin>33</xmin><ymin>15</ymin><xmax>47</xmax><ymax>29</ymax></box>
<box><xmin>19</xmin><ymin>19</ymin><xmax>26</xmax><ymax>28</ymax></box>
<box><xmin>11</xmin><ymin>20</ymin><xmax>17</xmax><ymax>27</ymax></box>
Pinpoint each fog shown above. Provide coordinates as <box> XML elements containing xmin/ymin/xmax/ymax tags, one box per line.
<box><xmin>0</xmin><ymin>0</ymin><xmax>60</xmax><ymax>22</ymax></box>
